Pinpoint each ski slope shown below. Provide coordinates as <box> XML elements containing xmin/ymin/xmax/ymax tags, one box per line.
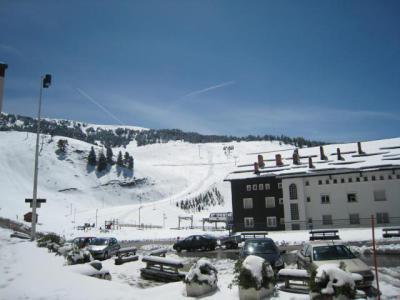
<box><xmin>0</xmin><ymin>130</ymin><xmax>289</xmax><ymax>237</ymax></box>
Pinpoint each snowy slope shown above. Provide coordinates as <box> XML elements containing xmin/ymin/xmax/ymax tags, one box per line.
<box><xmin>0</xmin><ymin>130</ymin><xmax>288</xmax><ymax>236</ymax></box>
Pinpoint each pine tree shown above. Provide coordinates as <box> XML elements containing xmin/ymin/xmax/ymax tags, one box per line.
<box><xmin>106</xmin><ymin>146</ymin><xmax>113</xmax><ymax>164</ymax></box>
<box><xmin>128</xmin><ymin>156</ymin><xmax>134</xmax><ymax>170</ymax></box>
<box><xmin>87</xmin><ymin>146</ymin><xmax>97</xmax><ymax>166</ymax></box>
<box><xmin>116</xmin><ymin>151</ymin><xmax>123</xmax><ymax>167</ymax></box>
<box><xmin>97</xmin><ymin>151</ymin><xmax>107</xmax><ymax>172</ymax></box>
<box><xmin>56</xmin><ymin>139</ymin><xmax>68</xmax><ymax>153</ymax></box>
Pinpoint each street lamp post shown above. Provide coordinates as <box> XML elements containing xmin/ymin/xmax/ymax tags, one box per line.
<box><xmin>31</xmin><ymin>74</ymin><xmax>51</xmax><ymax>241</ymax></box>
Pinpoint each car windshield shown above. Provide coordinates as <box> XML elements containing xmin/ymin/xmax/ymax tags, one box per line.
<box><xmin>244</xmin><ymin>240</ymin><xmax>277</xmax><ymax>254</ymax></box>
<box><xmin>91</xmin><ymin>238</ymin><xmax>109</xmax><ymax>245</ymax></box>
<box><xmin>313</xmin><ymin>245</ymin><xmax>355</xmax><ymax>261</ymax></box>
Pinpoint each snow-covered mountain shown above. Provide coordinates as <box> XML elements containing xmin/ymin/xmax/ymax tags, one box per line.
<box><xmin>0</xmin><ymin>128</ymin><xmax>291</xmax><ymax>236</ymax></box>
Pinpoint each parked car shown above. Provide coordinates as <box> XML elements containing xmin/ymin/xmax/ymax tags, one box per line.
<box><xmin>72</xmin><ymin>236</ymin><xmax>96</xmax><ymax>249</ymax></box>
<box><xmin>296</xmin><ymin>241</ymin><xmax>374</xmax><ymax>289</ymax></box>
<box><xmin>173</xmin><ymin>235</ymin><xmax>217</xmax><ymax>252</ymax></box>
<box><xmin>239</xmin><ymin>238</ymin><xmax>285</xmax><ymax>271</ymax></box>
<box><xmin>87</xmin><ymin>237</ymin><xmax>120</xmax><ymax>260</ymax></box>
<box><xmin>219</xmin><ymin>234</ymin><xmax>242</xmax><ymax>249</ymax></box>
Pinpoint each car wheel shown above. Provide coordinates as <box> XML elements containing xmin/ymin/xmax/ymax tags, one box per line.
<box><xmin>175</xmin><ymin>246</ymin><xmax>182</xmax><ymax>253</ymax></box>
<box><xmin>201</xmin><ymin>245</ymin><xmax>207</xmax><ymax>251</ymax></box>
<box><xmin>210</xmin><ymin>245</ymin><xmax>216</xmax><ymax>251</ymax></box>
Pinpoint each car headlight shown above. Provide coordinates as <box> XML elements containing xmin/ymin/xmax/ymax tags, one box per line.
<box><xmin>275</xmin><ymin>257</ymin><xmax>284</xmax><ymax>267</ymax></box>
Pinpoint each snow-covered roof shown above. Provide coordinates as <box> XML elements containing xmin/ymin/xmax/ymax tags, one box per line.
<box><xmin>225</xmin><ymin>138</ymin><xmax>400</xmax><ymax>181</ymax></box>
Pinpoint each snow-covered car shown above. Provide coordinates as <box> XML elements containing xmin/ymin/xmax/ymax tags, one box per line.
<box><xmin>87</xmin><ymin>237</ymin><xmax>120</xmax><ymax>260</ymax></box>
<box><xmin>173</xmin><ymin>235</ymin><xmax>217</xmax><ymax>252</ymax></box>
<box><xmin>239</xmin><ymin>238</ymin><xmax>285</xmax><ymax>271</ymax></box>
<box><xmin>296</xmin><ymin>241</ymin><xmax>374</xmax><ymax>288</ymax></box>
<box><xmin>68</xmin><ymin>261</ymin><xmax>112</xmax><ymax>280</ymax></box>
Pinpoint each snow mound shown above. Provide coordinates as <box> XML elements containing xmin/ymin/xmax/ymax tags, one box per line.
<box><xmin>316</xmin><ymin>264</ymin><xmax>356</xmax><ymax>295</ymax></box>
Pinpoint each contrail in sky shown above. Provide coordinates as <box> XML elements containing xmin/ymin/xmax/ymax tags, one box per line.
<box><xmin>182</xmin><ymin>81</ymin><xmax>235</xmax><ymax>98</ymax></box>
<box><xmin>75</xmin><ymin>87</ymin><xmax>125</xmax><ymax>125</ymax></box>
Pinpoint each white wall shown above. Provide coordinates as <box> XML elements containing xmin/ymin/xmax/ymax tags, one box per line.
<box><xmin>282</xmin><ymin>170</ymin><xmax>400</xmax><ymax>230</ymax></box>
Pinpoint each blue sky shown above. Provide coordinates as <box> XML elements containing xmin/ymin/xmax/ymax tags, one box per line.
<box><xmin>1</xmin><ymin>0</ymin><xmax>399</xmax><ymax>142</ymax></box>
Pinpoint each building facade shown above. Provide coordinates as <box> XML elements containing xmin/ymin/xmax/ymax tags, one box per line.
<box><xmin>280</xmin><ymin>168</ymin><xmax>400</xmax><ymax>230</ymax></box>
<box><xmin>227</xmin><ymin>175</ymin><xmax>285</xmax><ymax>232</ymax></box>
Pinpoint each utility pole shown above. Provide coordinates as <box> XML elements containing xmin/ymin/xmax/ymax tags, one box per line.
<box><xmin>138</xmin><ymin>199</ymin><xmax>143</xmax><ymax>229</ymax></box>
<box><xmin>31</xmin><ymin>74</ymin><xmax>51</xmax><ymax>241</ymax></box>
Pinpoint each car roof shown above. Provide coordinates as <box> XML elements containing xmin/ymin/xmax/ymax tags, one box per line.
<box><xmin>244</xmin><ymin>238</ymin><xmax>275</xmax><ymax>243</ymax></box>
<box><xmin>305</xmin><ymin>240</ymin><xmax>346</xmax><ymax>247</ymax></box>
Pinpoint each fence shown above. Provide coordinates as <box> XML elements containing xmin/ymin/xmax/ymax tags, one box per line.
<box><xmin>233</xmin><ymin>216</ymin><xmax>400</xmax><ymax>232</ymax></box>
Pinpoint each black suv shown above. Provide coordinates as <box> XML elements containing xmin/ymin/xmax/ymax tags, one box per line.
<box><xmin>240</xmin><ymin>238</ymin><xmax>285</xmax><ymax>270</ymax></box>
<box><xmin>173</xmin><ymin>235</ymin><xmax>217</xmax><ymax>252</ymax></box>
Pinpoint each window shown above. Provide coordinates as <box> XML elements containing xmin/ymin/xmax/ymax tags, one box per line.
<box><xmin>322</xmin><ymin>215</ymin><xmax>333</xmax><ymax>225</ymax></box>
<box><xmin>246</xmin><ymin>185</ymin><xmax>251</xmax><ymax>192</ymax></box>
<box><xmin>318</xmin><ymin>180</ymin><xmax>322</xmax><ymax>185</ymax></box>
<box><xmin>348</xmin><ymin>178</ymin><xmax>353</xmax><ymax>183</ymax></box>
<box><xmin>244</xmin><ymin>217</ymin><xmax>254</xmax><ymax>228</ymax></box>
<box><xmin>397</xmin><ymin>174</ymin><xmax>400</xmax><ymax>179</ymax></box>
<box><xmin>278</xmin><ymin>183</ymin><xmax>282</xmax><ymax>189</ymax></box>
<box><xmin>349</xmin><ymin>214</ymin><xmax>360</xmax><ymax>225</ymax></box>
<box><xmin>325</xmin><ymin>179</ymin><xmax>330</xmax><ymax>184</ymax></box>
<box><xmin>376</xmin><ymin>213</ymin><xmax>389</xmax><ymax>224</ymax></box>
<box><xmin>289</xmin><ymin>183</ymin><xmax>298</xmax><ymax>200</ymax></box>
<box><xmin>252</xmin><ymin>184</ymin><xmax>257</xmax><ymax>191</ymax></box>
<box><xmin>279</xmin><ymin>218</ymin><xmax>285</xmax><ymax>225</ymax></box>
<box><xmin>333</xmin><ymin>179</ymin><xmax>337</xmax><ymax>184</ymax></box>
<box><xmin>305</xmin><ymin>181</ymin><xmax>310</xmax><ymax>186</ymax></box>
<box><xmin>372</xmin><ymin>176</ymin><xmax>376</xmax><ymax>181</ymax></box>
<box><xmin>243</xmin><ymin>198</ymin><xmax>253</xmax><ymax>209</ymax></box>
<box><xmin>374</xmin><ymin>190</ymin><xmax>386</xmax><ymax>201</ymax></box>
<box><xmin>347</xmin><ymin>193</ymin><xmax>357</xmax><ymax>203</ymax></box>
<box><xmin>308</xmin><ymin>218</ymin><xmax>313</xmax><ymax>224</ymax></box>
<box><xmin>341</xmin><ymin>178</ymin><xmax>345</xmax><ymax>183</ymax></box>
<box><xmin>321</xmin><ymin>195</ymin><xmax>330</xmax><ymax>204</ymax></box>
<box><xmin>279</xmin><ymin>198</ymin><xmax>283</xmax><ymax>205</ymax></box>
<box><xmin>356</xmin><ymin>177</ymin><xmax>360</xmax><ymax>182</ymax></box>
<box><xmin>290</xmin><ymin>203</ymin><xmax>299</xmax><ymax>221</ymax></box>
<box><xmin>258</xmin><ymin>184</ymin><xmax>264</xmax><ymax>190</ymax></box>
<box><xmin>379</xmin><ymin>175</ymin><xmax>384</xmax><ymax>180</ymax></box>
<box><xmin>363</xmin><ymin>176</ymin><xmax>368</xmax><ymax>181</ymax></box>
<box><xmin>266</xmin><ymin>217</ymin><xmax>277</xmax><ymax>227</ymax></box>
<box><xmin>307</xmin><ymin>197</ymin><xmax>311</xmax><ymax>202</ymax></box>
<box><xmin>388</xmin><ymin>175</ymin><xmax>392</xmax><ymax>180</ymax></box>
<box><xmin>265</xmin><ymin>197</ymin><xmax>275</xmax><ymax>208</ymax></box>
<box><xmin>265</xmin><ymin>183</ymin><xmax>270</xmax><ymax>190</ymax></box>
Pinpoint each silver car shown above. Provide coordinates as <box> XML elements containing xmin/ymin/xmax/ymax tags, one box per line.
<box><xmin>296</xmin><ymin>241</ymin><xmax>374</xmax><ymax>289</ymax></box>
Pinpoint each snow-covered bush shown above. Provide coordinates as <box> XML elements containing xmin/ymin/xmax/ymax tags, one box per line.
<box><xmin>57</xmin><ymin>243</ymin><xmax>74</xmax><ymax>256</ymax></box>
<box><xmin>184</xmin><ymin>258</ymin><xmax>218</xmax><ymax>297</ymax></box>
<box><xmin>37</xmin><ymin>233</ymin><xmax>64</xmax><ymax>248</ymax></box>
<box><xmin>309</xmin><ymin>264</ymin><xmax>358</xmax><ymax>300</ymax></box>
<box><xmin>231</xmin><ymin>255</ymin><xmax>275</xmax><ymax>300</ymax></box>
<box><xmin>65</xmin><ymin>245</ymin><xmax>93</xmax><ymax>265</ymax></box>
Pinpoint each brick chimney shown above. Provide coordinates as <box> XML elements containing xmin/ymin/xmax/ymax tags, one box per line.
<box><xmin>337</xmin><ymin>148</ymin><xmax>344</xmax><ymax>161</ymax></box>
<box><xmin>357</xmin><ymin>142</ymin><xmax>365</xmax><ymax>155</ymax></box>
<box><xmin>275</xmin><ymin>154</ymin><xmax>283</xmax><ymax>167</ymax></box>
<box><xmin>308</xmin><ymin>157</ymin><xmax>315</xmax><ymax>168</ymax></box>
<box><xmin>254</xmin><ymin>162</ymin><xmax>260</xmax><ymax>174</ymax></box>
<box><xmin>293</xmin><ymin>149</ymin><xmax>300</xmax><ymax>165</ymax></box>
<box><xmin>257</xmin><ymin>154</ymin><xmax>265</xmax><ymax>168</ymax></box>
<box><xmin>320</xmin><ymin>146</ymin><xmax>327</xmax><ymax>160</ymax></box>
<box><xmin>0</xmin><ymin>62</ymin><xmax>8</xmax><ymax>113</ymax></box>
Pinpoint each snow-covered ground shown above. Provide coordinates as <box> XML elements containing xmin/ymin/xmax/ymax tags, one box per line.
<box><xmin>1</xmin><ymin>228</ymin><xmax>399</xmax><ymax>300</ymax></box>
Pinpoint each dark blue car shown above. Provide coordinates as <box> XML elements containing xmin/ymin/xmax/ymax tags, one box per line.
<box><xmin>239</xmin><ymin>238</ymin><xmax>285</xmax><ymax>270</ymax></box>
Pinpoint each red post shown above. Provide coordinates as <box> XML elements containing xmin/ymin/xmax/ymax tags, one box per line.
<box><xmin>371</xmin><ymin>214</ymin><xmax>381</xmax><ymax>300</ymax></box>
